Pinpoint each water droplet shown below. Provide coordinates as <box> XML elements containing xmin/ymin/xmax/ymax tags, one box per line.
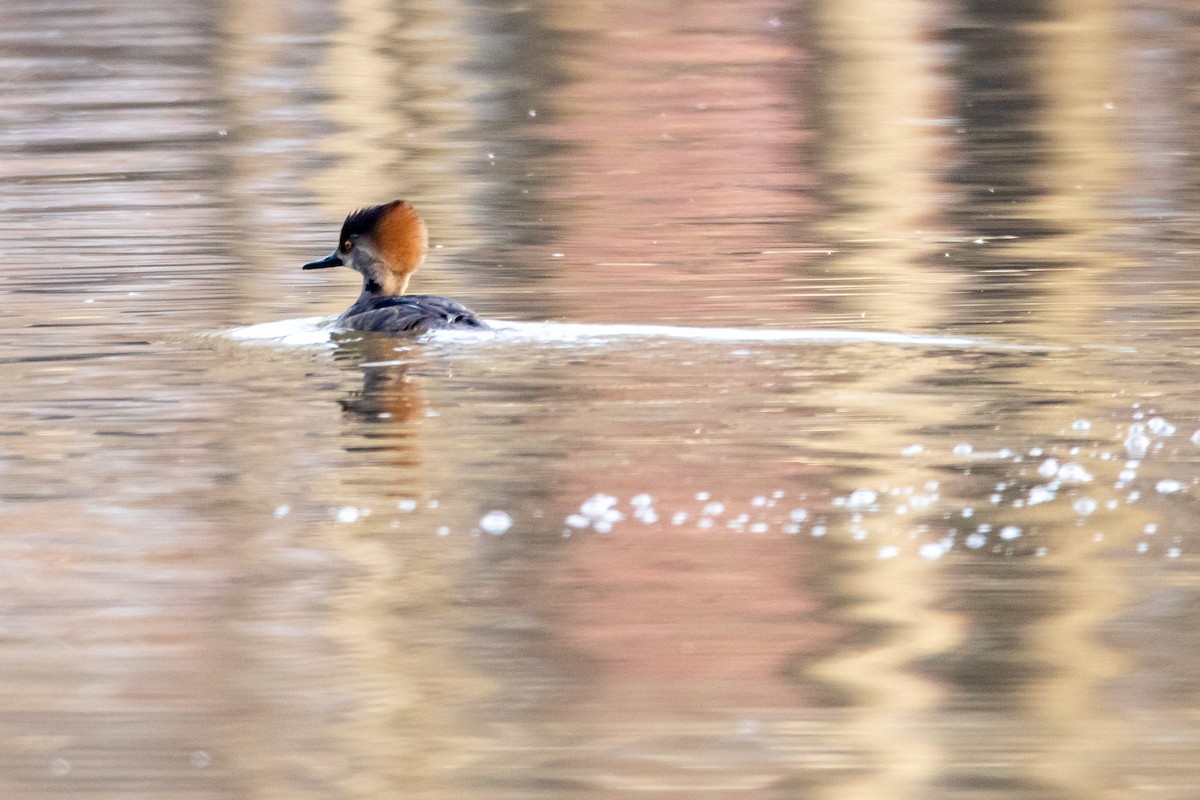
<box><xmin>953</xmin><ymin>443</ymin><xmax>973</xmax><ymax>456</ymax></box>
<box><xmin>630</xmin><ymin>493</ymin><xmax>653</xmax><ymax>508</ymax></box>
<box><xmin>1073</xmin><ymin>497</ymin><xmax>1098</xmax><ymax>516</ymax></box>
<box><xmin>877</xmin><ymin>545</ymin><xmax>900</xmax><ymax>559</ymax></box>
<box><xmin>965</xmin><ymin>532</ymin><xmax>987</xmax><ymax>549</ymax></box>
<box><xmin>999</xmin><ymin>525</ymin><xmax>1023</xmax><ymax>540</ymax></box>
<box><xmin>397</xmin><ymin>499</ymin><xmax>417</xmax><ymax>512</ymax></box>
<box><xmin>1156</xmin><ymin>479</ymin><xmax>1184</xmax><ymax>494</ymax></box>
<box><xmin>336</xmin><ymin>507</ymin><xmax>360</xmax><ymax>524</ymax></box>
<box><xmin>901</xmin><ymin>444</ymin><xmax>925</xmax><ymax>457</ymax></box>
<box><xmin>1072</xmin><ymin>419</ymin><xmax>1092</xmax><ymax>431</ymax></box>
<box><xmin>273</xmin><ymin>504</ymin><xmax>290</xmax><ymax>518</ymax></box>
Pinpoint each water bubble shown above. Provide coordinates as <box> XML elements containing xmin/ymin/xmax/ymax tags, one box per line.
<box><xmin>1156</xmin><ymin>479</ymin><xmax>1184</xmax><ymax>494</ymax></box>
<box><xmin>703</xmin><ymin>502</ymin><xmax>726</xmax><ymax>516</ymax></box>
<box><xmin>273</xmin><ymin>504</ymin><xmax>290</xmax><ymax>518</ymax></box>
<box><xmin>1073</xmin><ymin>497</ymin><xmax>1098</xmax><ymax>516</ymax></box>
<box><xmin>901</xmin><ymin>444</ymin><xmax>925</xmax><ymax>457</ymax></box>
<box><xmin>962</xmin><ymin>507</ymin><xmax>974</xmax><ymax>518</ymax></box>
<box><xmin>1038</xmin><ymin>459</ymin><xmax>1060</xmax><ymax>479</ymax></box>
<box><xmin>751</xmin><ymin>496</ymin><xmax>767</xmax><ymax>507</ymax></box>
<box><xmin>190</xmin><ymin>751</ymin><xmax>212</xmax><ymax>769</ymax></box>
<box><xmin>847</xmin><ymin>489</ymin><xmax>878</xmax><ymax>508</ymax></box>
<box><xmin>671</xmin><ymin>511</ymin><xmax>688</xmax><ymax>525</ymax></box>
<box><xmin>1028</xmin><ymin>486</ymin><xmax>1055</xmax><ymax>505</ymax></box>
<box><xmin>1035</xmin><ymin>547</ymin><xmax>1048</xmax><ymax>557</ymax></box>
<box><xmin>1191</xmin><ymin>430</ymin><xmax>1200</xmax><ymax>446</ymax></box>
<box><xmin>1072</xmin><ymin>419</ymin><xmax>1092</xmax><ymax>431</ymax></box>
<box><xmin>1118</xmin><ymin>468</ymin><xmax>1137</xmax><ymax>483</ymax></box>
<box><xmin>1057</xmin><ymin>463</ymin><xmax>1093</xmax><ymax>483</ymax></box>
<box><xmin>811</xmin><ymin>525</ymin><xmax>827</xmax><ymax>537</ymax></box>
<box><xmin>749</xmin><ymin>522</ymin><xmax>769</xmax><ymax>534</ymax></box>
<box><xmin>1136</xmin><ymin>541</ymin><xmax>1150</xmax><ymax>553</ymax></box>
<box><xmin>581</xmin><ymin>494</ymin><xmax>618</xmax><ymax>516</ymax></box>
<box><xmin>695</xmin><ymin>491</ymin><xmax>711</xmax><ymax>501</ymax></box>
<box><xmin>789</xmin><ymin>508</ymin><xmax>808</xmax><ymax>523</ymax></box>
<box><xmin>479</xmin><ymin>511</ymin><xmax>512</xmax><ymax>535</ymax></box>
<box><xmin>919</xmin><ymin>542</ymin><xmax>946</xmax><ymax>560</ymax></box>
<box><xmin>336</xmin><ymin>507</ymin><xmax>361</xmax><ymax>524</ymax></box>
<box><xmin>953</xmin><ymin>443</ymin><xmax>973</xmax><ymax>456</ymax></box>
<box><xmin>397</xmin><ymin>499</ymin><xmax>418</xmax><ymax>512</ymax></box>
<box><xmin>50</xmin><ymin>758</ymin><xmax>71</xmax><ymax>777</ymax></box>
<box><xmin>631</xmin><ymin>493</ymin><xmax>653</xmax><ymax>508</ymax></box>
<box><xmin>1144</xmin><ymin>523</ymin><xmax>1158</xmax><ymax>534</ymax></box>
<box><xmin>436</xmin><ymin>526</ymin><xmax>450</xmax><ymax>537</ymax></box>
<box><xmin>1147</xmin><ymin>417</ymin><xmax>1176</xmax><ymax>436</ymax></box>
<box><xmin>877</xmin><ymin>545</ymin><xmax>900</xmax><ymax>559</ymax></box>
<box><xmin>1168</xmin><ymin>547</ymin><xmax>1182</xmax><ymax>559</ymax></box>
<box><xmin>697</xmin><ymin>517</ymin><xmax>714</xmax><ymax>530</ymax></box>
<box><xmin>1125</xmin><ymin>433</ymin><xmax>1150</xmax><ymax>458</ymax></box>
<box><xmin>965</xmin><ymin>532</ymin><xmax>987</xmax><ymax>549</ymax></box>
<box><xmin>999</xmin><ymin>526</ymin><xmax>1023</xmax><ymax>540</ymax></box>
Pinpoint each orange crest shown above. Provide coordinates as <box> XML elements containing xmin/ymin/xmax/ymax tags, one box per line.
<box><xmin>376</xmin><ymin>200</ymin><xmax>429</xmax><ymax>275</ymax></box>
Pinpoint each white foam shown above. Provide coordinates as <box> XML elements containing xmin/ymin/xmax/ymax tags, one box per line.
<box><xmin>226</xmin><ymin>316</ymin><xmax>335</xmax><ymax>347</ymax></box>
<box><xmin>224</xmin><ymin>316</ymin><xmax>1066</xmax><ymax>353</ymax></box>
<box><xmin>442</xmin><ymin>320</ymin><xmax>1060</xmax><ymax>351</ymax></box>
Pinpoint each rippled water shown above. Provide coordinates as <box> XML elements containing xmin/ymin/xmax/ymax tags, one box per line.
<box><xmin>6</xmin><ymin>0</ymin><xmax>1200</xmax><ymax>797</ymax></box>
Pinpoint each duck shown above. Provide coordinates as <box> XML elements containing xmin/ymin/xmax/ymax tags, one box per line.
<box><xmin>303</xmin><ymin>200</ymin><xmax>488</xmax><ymax>334</ymax></box>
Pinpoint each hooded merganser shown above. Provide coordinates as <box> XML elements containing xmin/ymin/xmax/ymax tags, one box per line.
<box><xmin>303</xmin><ymin>200</ymin><xmax>488</xmax><ymax>334</ymax></box>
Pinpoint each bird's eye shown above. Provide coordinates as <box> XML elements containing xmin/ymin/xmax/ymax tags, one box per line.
<box><xmin>341</xmin><ymin>239</ymin><xmax>354</xmax><ymax>253</ymax></box>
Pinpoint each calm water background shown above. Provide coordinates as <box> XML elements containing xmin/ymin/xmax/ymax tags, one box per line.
<box><xmin>4</xmin><ymin>0</ymin><xmax>1200</xmax><ymax>797</ymax></box>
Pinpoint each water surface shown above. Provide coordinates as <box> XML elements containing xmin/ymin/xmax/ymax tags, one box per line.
<box><xmin>4</xmin><ymin>0</ymin><xmax>1200</xmax><ymax>798</ymax></box>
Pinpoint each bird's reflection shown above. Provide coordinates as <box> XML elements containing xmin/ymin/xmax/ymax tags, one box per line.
<box><xmin>331</xmin><ymin>333</ymin><xmax>427</xmax><ymax>463</ymax></box>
